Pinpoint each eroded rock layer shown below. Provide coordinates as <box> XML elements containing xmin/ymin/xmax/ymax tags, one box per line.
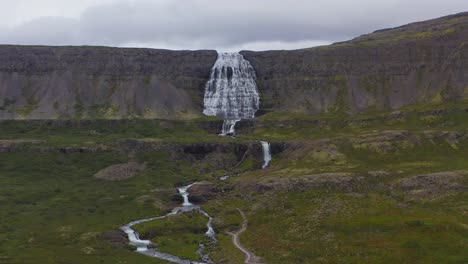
<box><xmin>1</xmin><ymin>12</ymin><xmax>467</xmax><ymax>119</ymax></box>
<box><xmin>241</xmin><ymin>12</ymin><xmax>468</xmax><ymax>114</ymax></box>
<box><xmin>0</xmin><ymin>46</ymin><xmax>217</xmax><ymax>119</ymax></box>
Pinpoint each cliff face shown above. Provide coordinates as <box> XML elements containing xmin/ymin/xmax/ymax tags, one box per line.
<box><xmin>0</xmin><ymin>46</ymin><xmax>217</xmax><ymax>119</ymax></box>
<box><xmin>0</xmin><ymin>13</ymin><xmax>467</xmax><ymax>120</ymax></box>
<box><xmin>242</xmin><ymin>12</ymin><xmax>468</xmax><ymax>114</ymax></box>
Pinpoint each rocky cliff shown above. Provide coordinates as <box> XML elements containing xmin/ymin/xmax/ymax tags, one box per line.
<box><xmin>242</xmin><ymin>12</ymin><xmax>468</xmax><ymax>114</ymax></box>
<box><xmin>0</xmin><ymin>46</ymin><xmax>217</xmax><ymax>119</ymax></box>
<box><xmin>0</xmin><ymin>13</ymin><xmax>467</xmax><ymax>119</ymax></box>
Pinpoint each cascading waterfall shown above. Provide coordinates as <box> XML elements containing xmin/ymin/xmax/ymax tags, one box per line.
<box><xmin>221</xmin><ymin>119</ymin><xmax>240</xmax><ymax>136</ymax></box>
<box><xmin>203</xmin><ymin>52</ymin><xmax>260</xmax><ymax>136</ymax></box>
<box><xmin>178</xmin><ymin>184</ymin><xmax>194</xmax><ymax>207</ymax></box>
<box><xmin>260</xmin><ymin>141</ymin><xmax>272</xmax><ymax>169</ymax></box>
<box><xmin>121</xmin><ymin>184</ymin><xmax>216</xmax><ymax>264</ymax></box>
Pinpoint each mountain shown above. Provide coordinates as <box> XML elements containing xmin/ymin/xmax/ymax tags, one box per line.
<box><xmin>1</xmin><ymin>12</ymin><xmax>467</xmax><ymax>264</ymax></box>
<box><xmin>0</xmin><ymin>12</ymin><xmax>467</xmax><ymax>119</ymax></box>
<box><xmin>242</xmin><ymin>12</ymin><xmax>468</xmax><ymax>114</ymax></box>
<box><xmin>0</xmin><ymin>47</ymin><xmax>216</xmax><ymax>119</ymax></box>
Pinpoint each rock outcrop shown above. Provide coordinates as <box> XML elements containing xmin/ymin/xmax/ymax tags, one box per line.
<box><xmin>397</xmin><ymin>171</ymin><xmax>467</xmax><ymax>200</ymax></box>
<box><xmin>0</xmin><ymin>46</ymin><xmax>217</xmax><ymax>119</ymax></box>
<box><xmin>240</xmin><ymin>173</ymin><xmax>363</xmax><ymax>193</ymax></box>
<box><xmin>187</xmin><ymin>182</ymin><xmax>220</xmax><ymax>204</ymax></box>
<box><xmin>94</xmin><ymin>162</ymin><xmax>146</xmax><ymax>181</ymax></box>
<box><xmin>101</xmin><ymin>230</ymin><xmax>128</xmax><ymax>247</ymax></box>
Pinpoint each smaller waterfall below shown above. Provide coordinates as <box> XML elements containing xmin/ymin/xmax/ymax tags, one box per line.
<box><xmin>121</xmin><ymin>183</ymin><xmax>216</xmax><ymax>264</ymax></box>
<box><xmin>178</xmin><ymin>184</ymin><xmax>194</xmax><ymax>207</ymax></box>
<box><xmin>260</xmin><ymin>141</ymin><xmax>272</xmax><ymax>169</ymax></box>
<box><xmin>220</xmin><ymin>119</ymin><xmax>240</xmax><ymax>136</ymax></box>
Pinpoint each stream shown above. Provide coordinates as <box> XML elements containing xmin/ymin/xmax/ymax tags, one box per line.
<box><xmin>121</xmin><ymin>184</ymin><xmax>216</xmax><ymax>264</ymax></box>
<box><xmin>121</xmin><ymin>140</ymin><xmax>272</xmax><ymax>262</ymax></box>
<box><xmin>121</xmin><ymin>51</ymin><xmax>269</xmax><ymax>263</ymax></box>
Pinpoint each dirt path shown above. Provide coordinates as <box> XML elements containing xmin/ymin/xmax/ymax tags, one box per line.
<box><xmin>229</xmin><ymin>209</ymin><xmax>264</xmax><ymax>264</ymax></box>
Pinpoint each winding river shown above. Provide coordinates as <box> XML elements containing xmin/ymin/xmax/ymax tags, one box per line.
<box><xmin>121</xmin><ymin>184</ymin><xmax>216</xmax><ymax>264</ymax></box>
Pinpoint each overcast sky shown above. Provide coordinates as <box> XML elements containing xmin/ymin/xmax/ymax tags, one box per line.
<box><xmin>0</xmin><ymin>0</ymin><xmax>466</xmax><ymax>51</ymax></box>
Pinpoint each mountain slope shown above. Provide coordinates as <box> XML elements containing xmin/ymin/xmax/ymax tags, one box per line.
<box><xmin>242</xmin><ymin>12</ymin><xmax>468</xmax><ymax>114</ymax></box>
<box><xmin>0</xmin><ymin>13</ymin><xmax>467</xmax><ymax>119</ymax></box>
<box><xmin>0</xmin><ymin>46</ymin><xmax>217</xmax><ymax>119</ymax></box>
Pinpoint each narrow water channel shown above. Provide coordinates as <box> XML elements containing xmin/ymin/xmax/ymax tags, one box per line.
<box><xmin>121</xmin><ymin>184</ymin><xmax>216</xmax><ymax>264</ymax></box>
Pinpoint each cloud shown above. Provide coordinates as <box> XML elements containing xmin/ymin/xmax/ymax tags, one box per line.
<box><xmin>0</xmin><ymin>17</ymin><xmax>79</xmax><ymax>46</ymax></box>
<box><xmin>0</xmin><ymin>0</ymin><xmax>466</xmax><ymax>51</ymax></box>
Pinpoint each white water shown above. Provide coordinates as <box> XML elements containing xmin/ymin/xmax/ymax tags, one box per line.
<box><xmin>203</xmin><ymin>52</ymin><xmax>260</xmax><ymax>135</ymax></box>
<box><xmin>220</xmin><ymin>119</ymin><xmax>240</xmax><ymax>136</ymax></box>
<box><xmin>260</xmin><ymin>141</ymin><xmax>272</xmax><ymax>169</ymax></box>
<box><xmin>178</xmin><ymin>184</ymin><xmax>194</xmax><ymax>207</ymax></box>
<box><xmin>121</xmin><ymin>184</ymin><xmax>216</xmax><ymax>264</ymax></box>
<box><xmin>219</xmin><ymin>175</ymin><xmax>231</xmax><ymax>181</ymax></box>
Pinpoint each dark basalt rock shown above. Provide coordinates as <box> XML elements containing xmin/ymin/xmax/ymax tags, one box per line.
<box><xmin>187</xmin><ymin>182</ymin><xmax>220</xmax><ymax>204</ymax></box>
<box><xmin>170</xmin><ymin>193</ymin><xmax>184</xmax><ymax>203</ymax></box>
<box><xmin>270</xmin><ymin>142</ymin><xmax>288</xmax><ymax>155</ymax></box>
<box><xmin>1</xmin><ymin>13</ymin><xmax>467</xmax><ymax>120</ymax></box>
<box><xmin>241</xmin><ymin>12</ymin><xmax>468</xmax><ymax>115</ymax></box>
<box><xmin>102</xmin><ymin>230</ymin><xmax>128</xmax><ymax>246</ymax></box>
<box><xmin>0</xmin><ymin>46</ymin><xmax>217</xmax><ymax>119</ymax></box>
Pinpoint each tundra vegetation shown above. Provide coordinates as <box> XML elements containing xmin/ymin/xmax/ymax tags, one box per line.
<box><xmin>0</xmin><ymin>101</ymin><xmax>467</xmax><ymax>263</ymax></box>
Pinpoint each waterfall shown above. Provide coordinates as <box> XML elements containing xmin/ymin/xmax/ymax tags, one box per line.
<box><xmin>260</xmin><ymin>141</ymin><xmax>272</xmax><ymax>169</ymax></box>
<box><xmin>178</xmin><ymin>184</ymin><xmax>194</xmax><ymax>207</ymax></box>
<box><xmin>121</xmin><ymin>183</ymin><xmax>216</xmax><ymax>264</ymax></box>
<box><xmin>221</xmin><ymin>119</ymin><xmax>240</xmax><ymax>136</ymax></box>
<box><xmin>203</xmin><ymin>52</ymin><xmax>259</xmax><ymax>135</ymax></box>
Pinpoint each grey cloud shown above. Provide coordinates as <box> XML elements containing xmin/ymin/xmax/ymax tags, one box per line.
<box><xmin>1</xmin><ymin>17</ymin><xmax>79</xmax><ymax>46</ymax></box>
<box><xmin>0</xmin><ymin>0</ymin><xmax>467</xmax><ymax>51</ymax></box>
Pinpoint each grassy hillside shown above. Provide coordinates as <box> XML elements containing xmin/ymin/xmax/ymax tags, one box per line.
<box><xmin>0</xmin><ymin>101</ymin><xmax>466</xmax><ymax>263</ymax></box>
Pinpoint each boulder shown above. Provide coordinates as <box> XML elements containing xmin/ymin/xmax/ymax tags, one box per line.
<box><xmin>94</xmin><ymin>162</ymin><xmax>146</xmax><ymax>181</ymax></box>
<box><xmin>187</xmin><ymin>182</ymin><xmax>220</xmax><ymax>204</ymax></box>
<box><xmin>101</xmin><ymin>230</ymin><xmax>128</xmax><ymax>246</ymax></box>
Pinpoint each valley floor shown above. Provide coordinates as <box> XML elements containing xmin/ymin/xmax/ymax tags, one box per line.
<box><xmin>0</xmin><ymin>102</ymin><xmax>467</xmax><ymax>263</ymax></box>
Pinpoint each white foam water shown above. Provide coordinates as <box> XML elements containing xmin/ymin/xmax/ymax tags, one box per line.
<box><xmin>260</xmin><ymin>141</ymin><xmax>272</xmax><ymax>169</ymax></box>
<box><xmin>203</xmin><ymin>52</ymin><xmax>259</xmax><ymax>135</ymax></box>
<box><xmin>121</xmin><ymin>183</ymin><xmax>216</xmax><ymax>264</ymax></box>
<box><xmin>220</xmin><ymin>119</ymin><xmax>240</xmax><ymax>136</ymax></box>
<box><xmin>178</xmin><ymin>184</ymin><xmax>194</xmax><ymax>207</ymax></box>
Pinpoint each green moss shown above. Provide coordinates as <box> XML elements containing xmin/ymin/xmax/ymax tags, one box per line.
<box><xmin>330</xmin><ymin>79</ymin><xmax>350</xmax><ymax>113</ymax></box>
<box><xmin>1</xmin><ymin>99</ymin><xmax>467</xmax><ymax>264</ymax></box>
<box><xmin>15</xmin><ymin>96</ymin><xmax>39</xmax><ymax>118</ymax></box>
<box><xmin>359</xmin><ymin>75</ymin><xmax>379</xmax><ymax>93</ymax></box>
<box><xmin>0</xmin><ymin>151</ymin><xmax>203</xmax><ymax>264</ymax></box>
<box><xmin>143</xmin><ymin>108</ymin><xmax>158</xmax><ymax>118</ymax></box>
<box><xmin>413</xmin><ymin>31</ymin><xmax>434</xmax><ymax>39</ymax></box>
<box><xmin>220</xmin><ymin>188</ymin><xmax>468</xmax><ymax>264</ymax></box>
<box><xmin>74</xmin><ymin>96</ymin><xmax>84</xmax><ymax>120</ymax></box>
<box><xmin>237</xmin><ymin>157</ymin><xmax>257</xmax><ymax>171</ymax></box>
<box><xmin>53</xmin><ymin>101</ymin><xmax>60</xmax><ymax>110</ymax></box>
<box><xmin>334</xmin><ymin>15</ymin><xmax>465</xmax><ymax>48</ymax></box>
<box><xmin>88</xmin><ymin>104</ymin><xmax>119</xmax><ymax>119</ymax></box>
<box><xmin>144</xmin><ymin>76</ymin><xmax>152</xmax><ymax>85</ymax></box>
<box><xmin>133</xmin><ymin>211</ymin><xmax>210</xmax><ymax>261</ymax></box>
<box><xmin>210</xmin><ymin>234</ymin><xmax>244</xmax><ymax>264</ymax></box>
